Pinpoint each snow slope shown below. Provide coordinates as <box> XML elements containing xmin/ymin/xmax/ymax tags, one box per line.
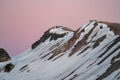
<box><xmin>0</xmin><ymin>20</ymin><xmax>120</xmax><ymax>80</ymax></box>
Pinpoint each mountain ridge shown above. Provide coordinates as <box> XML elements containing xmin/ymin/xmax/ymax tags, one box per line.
<box><xmin>0</xmin><ymin>20</ymin><xmax>120</xmax><ymax>80</ymax></box>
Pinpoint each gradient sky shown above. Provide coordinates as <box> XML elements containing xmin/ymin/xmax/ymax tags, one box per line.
<box><xmin>0</xmin><ymin>0</ymin><xmax>120</xmax><ymax>56</ymax></box>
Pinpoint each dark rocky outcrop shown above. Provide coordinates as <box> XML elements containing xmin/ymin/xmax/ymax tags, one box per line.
<box><xmin>19</xmin><ymin>65</ymin><xmax>29</xmax><ymax>72</ymax></box>
<box><xmin>4</xmin><ymin>63</ymin><xmax>15</xmax><ymax>73</ymax></box>
<box><xmin>93</xmin><ymin>35</ymin><xmax>106</xmax><ymax>49</ymax></box>
<box><xmin>69</xmin><ymin>21</ymin><xmax>97</xmax><ymax>56</ymax></box>
<box><xmin>0</xmin><ymin>48</ymin><xmax>11</xmax><ymax>62</ymax></box>
<box><xmin>31</xmin><ymin>27</ymin><xmax>67</xmax><ymax>49</ymax></box>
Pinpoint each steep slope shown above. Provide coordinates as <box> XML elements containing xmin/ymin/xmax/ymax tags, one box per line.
<box><xmin>0</xmin><ymin>20</ymin><xmax>120</xmax><ymax>80</ymax></box>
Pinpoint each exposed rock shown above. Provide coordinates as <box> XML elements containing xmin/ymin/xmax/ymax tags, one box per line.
<box><xmin>19</xmin><ymin>65</ymin><xmax>28</xmax><ymax>72</ymax></box>
<box><xmin>31</xmin><ymin>26</ymin><xmax>73</xmax><ymax>49</ymax></box>
<box><xmin>31</xmin><ymin>32</ymin><xmax>66</xmax><ymax>49</ymax></box>
<box><xmin>69</xmin><ymin>21</ymin><xmax>97</xmax><ymax>56</ymax></box>
<box><xmin>4</xmin><ymin>63</ymin><xmax>15</xmax><ymax>73</ymax></box>
<box><xmin>93</xmin><ymin>35</ymin><xmax>106</xmax><ymax>49</ymax></box>
<box><xmin>99</xmin><ymin>21</ymin><xmax>120</xmax><ymax>35</ymax></box>
<box><xmin>98</xmin><ymin>36</ymin><xmax>120</xmax><ymax>58</ymax></box>
<box><xmin>96</xmin><ymin>60</ymin><xmax>120</xmax><ymax>80</ymax></box>
<box><xmin>0</xmin><ymin>48</ymin><xmax>11</xmax><ymax>62</ymax></box>
<box><xmin>1</xmin><ymin>20</ymin><xmax>120</xmax><ymax>80</ymax></box>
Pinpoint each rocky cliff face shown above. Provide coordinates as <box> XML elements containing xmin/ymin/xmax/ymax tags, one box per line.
<box><xmin>0</xmin><ymin>48</ymin><xmax>11</xmax><ymax>62</ymax></box>
<box><xmin>0</xmin><ymin>20</ymin><xmax>120</xmax><ymax>80</ymax></box>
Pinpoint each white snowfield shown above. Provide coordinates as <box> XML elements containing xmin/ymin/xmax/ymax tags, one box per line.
<box><xmin>49</xmin><ymin>26</ymin><xmax>70</xmax><ymax>34</ymax></box>
<box><xmin>0</xmin><ymin>20</ymin><xmax>120</xmax><ymax>80</ymax></box>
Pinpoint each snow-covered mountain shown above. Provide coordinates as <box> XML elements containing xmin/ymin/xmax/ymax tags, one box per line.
<box><xmin>0</xmin><ymin>20</ymin><xmax>120</xmax><ymax>80</ymax></box>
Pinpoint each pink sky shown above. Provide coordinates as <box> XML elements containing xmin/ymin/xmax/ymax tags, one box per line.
<box><xmin>0</xmin><ymin>0</ymin><xmax>120</xmax><ymax>56</ymax></box>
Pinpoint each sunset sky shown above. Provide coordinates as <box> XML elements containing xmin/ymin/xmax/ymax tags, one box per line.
<box><xmin>0</xmin><ymin>0</ymin><xmax>120</xmax><ymax>56</ymax></box>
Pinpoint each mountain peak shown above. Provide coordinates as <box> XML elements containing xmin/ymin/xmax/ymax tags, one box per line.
<box><xmin>89</xmin><ymin>20</ymin><xmax>120</xmax><ymax>35</ymax></box>
<box><xmin>98</xmin><ymin>21</ymin><xmax>120</xmax><ymax>35</ymax></box>
<box><xmin>49</xmin><ymin>26</ymin><xmax>74</xmax><ymax>34</ymax></box>
<box><xmin>1</xmin><ymin>20</ymin><xmax>120</xmax><ymax>80</ymax></box>
<box><xmin>31</xmin><ymin>26</ymin><xmax>74</xmax><ymax>49</ymax></box>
